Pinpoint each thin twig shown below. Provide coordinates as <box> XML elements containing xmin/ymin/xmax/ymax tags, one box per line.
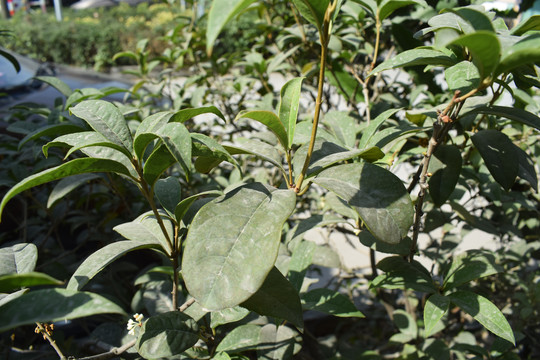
<box><xmin>35</xmin><ymin>322</ymin><xmax>66</xmax><ymax>360</ymax></box>
<box><xmin>76</xmin><ymin>339</ymin><xmax>137</xmax><ymax>360</ymax></box>
<box><xmin>178</xmin><ymin>297</ymin><xmax>196</xmax><ymax>312</ymax></box>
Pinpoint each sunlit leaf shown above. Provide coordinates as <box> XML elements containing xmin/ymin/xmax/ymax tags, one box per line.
<box><xmin>302</xmin><ymin>288</ymin><xmax>364</xmax><ymax>318</ymax></box>
<box><xmin>235</xmin><ymin>110</ymin><xmax>288</xmax><ymax>150</ymax></box>
<box><xmin>241</xmin><ymin>267</ymin><xmax>303</xmax><ymax>328</ymax></box>
<box><xmin>0</xmin><ymin>158</ymin><xmax>134</xmax><ymax>221</ymax></box>
<box><xmin>0</xmin><ymin>289</ymin><xmax>126</xmax><ymax>332</ymax></box>
<box><xmin>0</xmin><ymin>272</ymin><xmax>63</xmax><ymax>293</ymax></box>
<box><xmin>137</xmin><ymin>311</ymin><xmax>199</xmax><ymax>358</ymax></box>
<box><xmin>471</xmin><ymin>130</ymin><xmax>518</xmax><ymax>191</ymax></box>
<box><xmin>279</xmin><ymin>77</ymin><xmax>304</xmax><ymax>149</ymax></box>
<box><xmin>182</xmin><ymin>183</ymin><xmax>296</xmax><ymax>310</ymax></box>
<box><xmin>0</xmin><ymin>243</ymin><xmax>37</xmax><ymax>275</ymax></box>
<box><xmin>313</xmin><ymin>163</ymin><xmax>413</xmax><ymax>244</ymax></box>
<box><xmin>449</xmin><ymin>290</ymin><xmax>515</xmax><ymax>345</ymax></box>
<box><xmin>206</xmin><ymin>0</ymin><xmax>258</xmax><ymax>55</ymax></box>
<box><xmin>215</xmin><ymin>324</ymin><xmax>261</xmax><ymax>353</ymax></box>
<box><xmin>424</xmin><ymin>294</ymin><xmax>450</xmax><ymax>337</ymax></box>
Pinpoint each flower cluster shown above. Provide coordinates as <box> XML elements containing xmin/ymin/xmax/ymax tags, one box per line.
<box><xmin>126</xmin><ymin>313</ymin><xmax>144</xmax><ymax>336</ymax></box>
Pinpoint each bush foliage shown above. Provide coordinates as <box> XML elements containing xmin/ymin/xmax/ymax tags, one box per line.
<box><xmin>0</xmin><ymin>0</ymin><xmax>539</xmax><ymax>359</ymax></box>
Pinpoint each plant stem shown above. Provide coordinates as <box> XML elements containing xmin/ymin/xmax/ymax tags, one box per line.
<box><xmin>35</xmin><ymin>323</ymin><xmax>66</xmax><ymax>360</ymax></box>
<box><xmin>76</xmin><ymin>339</ymin><xmax>137</xmax><ymax>360</ymax></box>
<box><xmin>294</xmin><ymin>2</ymin><xmax>336</xmax><ymax>193</ymax></box>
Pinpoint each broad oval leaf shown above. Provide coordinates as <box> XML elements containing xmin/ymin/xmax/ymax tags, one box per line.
<box><xmin>182</xmin><ymin>183</ymin><xmax>296</xmax><ymax>310</ymax></box>
<box><xmin>206</xmin><ymin>0</ymin><xmax>258</xmax><ymax>55</ymax></box>
<box><xmin>142</xmin><ymin>144</ymin><xmax>176</xmax><ymax>186</ymax></box>
<box><xmin>301</xmin><ymin>288</ymin><xmax>364</xmax><ymax>318</ymax></box>
<box><xmin>155</xmin><ymin>177</ymin><xmax>182</xmax><ymax>218</ymax></box>
<box><xmin>235</xmin><ymin>110</ymin><xmax>289</xmax><ymax>150</ymax></box>
<box><xmin>0</xmin><ymin>272</ymin><xmax>63</xmax><ymax>293</ymax></box>
<box><xmin>0</xmin><ymin>288</ymin><xmax>126</xmax><ymax>332</ymax></box>
<box><xmin>67</xmin><ymin>240</ymin><xmax>162</xmax><ymax>291</ymax></box>
<box><xmin>447</xmin><ymin>31</ymin><xmax>500</xmax><ymax>80</ymax></box>
<box><xmin>496</xmin><ymin>33</ymin><xmax>540</xmax><ymax>76</ymax></box>
<box><xmin>133</xmin><ymin>111</ymin><xmax>173</xmax><ymax>160</ymax></box>
<box><xmin>113</xmin><ymin>211</ymin><xmax>174</xmax><ymax>255</ymax></box>
<box><xmin>0</xmin><ymin>243</ymin><xmax>37</xmax><ymax>275</ymax></box>
<box><xmin>427</xmin><ymin>145</ymin><xmax>462</xmax><ymax>207</ymax></box>
<box><xmin>424</xmin><ymin>294</ymin><xmax>450</xmax><ymax>337</ymax></box>
<box><xmin>137</xmin><ymin>311</ymin><xmax>199</xmax><ymax>358</ymax></box>
<box><xmin>224</xmin><ymin>137</ymin><xmax>285</xmax><ymax>174</ymax></box>
<box><xmin>444</xmin><ymin>61</ymin><xmax>480</xmax><ymax>94</ymax></box>
<box><xmin>449</xmin><ymin>290</ymin><xmax>515</xmax><ymax>345</ymax></box>
<box><xmin>43</xmin><ymin>131</ymin><xmax>133</xmax><ymax>160</ymax></box>
<box><xmin>70</xmin><ymin>100</ymin><xmax>133</xmax><ymax>154</ymax></box>
<box><xmin>292</xmin><ymin>0</ymin><xmax>330</xmax><ymax>31</ymax></box>
<box><xmin>210</xmin><ymin>306</ymin><xmax>250</xmax><ymax>329</ymax></box>
<box><xmin>171</xmin><ymin>105</ymin><xmax>225</xmax><ymax>124</ymax></box>
<box><xmin>257</xmin><ymin>323</ymin><xmax>302</xmax><ymax>360</ymax></box>
<box><xmin>215</xmin><ymin>324</ymin><xmax>262</xmax><ymax>353</ymax></box>
<box><xmin>372</xmin><ymin>256</ymin><xmax>437</xmax><ymax>293</ymax></box>
<box><xmin>471</xmin><ymin>130</ymin><xmax>518</xmax><ymax>191</ymax></box>
<box><xmin>0</xmin><ymin>158</ymin><xmax>134</xmax><ymax>221</ymax></box>
<box><xmin>313</xmin><ymin>163</ymin><xmax>413</xmax><ymax>244</ymax></box>
<box><xmin>442</xmin><ymin>250</ymin><xmax>502</xmax><ymax>291</ymax></box>
<box><xmin>470</xmin><ymin>105</ymin><xmax>540</xmax><ymax>131</ymax></box>
<box><xmin>369</xmin><ymin>48</ymin><xmax>456</xmax><ymax>77</ymax></box>
<box><xmin>241</xmin><ymin>267</ymin><xmax>304</xmax><ymax>328</ymax></box>
<box><xmin>379</xmin><ymin>0</ymin><xmax>427</xmax><ymax>22</ymax></box>
<box><xmin>35</xmin><ymin>76</ymin><xmax>73</xmax><ymax>98</ymax></box>
<box><xmin>279</xmin><ymin>77</ymin><xmax>304</xmax><ymax>148</ymax></box>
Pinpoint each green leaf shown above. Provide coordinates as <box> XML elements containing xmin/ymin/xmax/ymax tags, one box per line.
<box><xmin>294</xmin><ymin>139</ymin><xmax>385</xmax><ymax>183</ymax></box>
<box><xmin>235</xmin><ymin>110</ymin><xmax>289</xmax><ymax>150</ymax></box>
<box><xmin>137</xmin><ymin>311</ymin><xmax>199</xmax><ymax>358</ymax></box>
<box><xmin>43</xmin><ymin>131</ymin><xmax>133</xmax><ymax>160</ymax></box>
<box><xmin>215</xmin><ymin>324</ymin><xmax>261</xmax><ymax>353</ymax></box>
<box><xmin>424</xmin><ymin>294</ymin><xmax>450</xmax><ymax>337</ymax></box>
<box><xmin>357</xmin><ymin>108</ymin><xmax>401</xmax><ymax>150</ymax></box>
<box><xmin>313</xmin><ymin>163</ymin><xmax>413</xmax><ymax>244</ymax></box>
<box><xmin>154</xmin><ymin>122</ymin><xmax>192</xmax><ymax>177</ymax></box>
<box><xmin>446</xmin><ymin>7</ymin><xmax>495</xmax><ymax>32</ymax></box>
<box><xmin>287</xmin><ymin>240</ymin><xmax>316</xmax><ymax>292</ymax></box>
<box><xmin>392</xmin><ymin>309</ymin><xmax>417</xmax><ymax>341</ymax></box>
<box><xmin>372</xmin><ymin>256</ymin><xmax>437</xmax><ymax>293</ymax></box>
<box><xmin>369</xmin><ymin>48</ymin><xmax>456</xmax><ymax>76</ymax></box>
<box><xmin>241</xmin><ymin>267</ymin><xmax>304</xmax><ymax>328</ymax></box>
<box><xmin>133</xmin><ymin>111</ymin><xmax>174</xmax><ymax>160</ymax></box>
<box><xmin>378</xmin><ymin>0</ymin><xmax>427</xmax><ymax>22</ymax></box>
<box><xmin>0</xmin><ymin>243</ymin><xmax>37</xmax><ymax>275</ymax></box>
<box><xmin>210</xmin><ymin>306</ymin><xmax>250</xmax><ymax>329</ymax></box>
<box><xmin>471</xmin><ymin>130</ymin><xmax>518</xmax><ymax>191</ymax></box>
<box><xmin>0</xmin><ymin>158</ymin><xmax>134</xmax><ymax>222</ymax></box>
<box><xmin>444</xmin><ymin>61</ymin><xmax>480</xmax><ymax>94</ymax></box>
<box><xmin>510</xmin><ymin>15</ymin><xmax>540</xmax><ymax>36</ymax></box>
<box><xmin>155</xmin><ymin>177</ymin><xmax>182</xmax><ymax>218</ymax></box>
<box><xmin>182</xmin><ymin>183</ymin><xmax>296</xmax><ymax>310</ymax></box>
<box><xmin>0</xmin><ymin>289</ymin><xmax>27</xmax><ymax>308</ymax></box>
<box><xmin>470</xmin><ymin>105</ymin><xmax>540</xmax><ymax>131</ymax></box>
<box><xmin>0</xmin><ymin>48</ymin><xmax>20</xmax><ymax>73</ymax></box>
<box><xmin>67</xmin><ymin>240</ymin><xmax>162</xmax><ymax>291</ymax></box>
<box><xmin>0</xmin><ymin>288</ymin><xmax>126</xmax><ymax>332</ymax></box>
<box><xmin>174</xmin><ymin>190</ymin><xmax>222</xmax><ymax>224</ymax></box>
<box><xmin>191</xmin><ymin>133</ymin><xmax>239</xmax><ymax>171</ymax></box>
<box><xmin>171</xmin><ymin>106</ymin><xmax>225</xmax><ymax>123</ymax></box>
<box><xmin>113</xmin><ymin>212</ymin><xmax>174</xmax><ymax>255</ymax></box>
<box><xmin>35</xmin><ymin>76</ymin><xmax>73</xmax><ymax>98</ymax></box>
<box><xmin>515</xmin><ymin>145</ymin><xmax>538</xmax><ymax>192</ymax></box>
<box><xmin>143</xmin><ymin>144</ymin><xmax>176</xmax><ymax>186</ymax></box>
<box><xmin>0</xmin><ymin>272</ymin><xmax>63</xmax><ymax>293</ymax></box>
<box><xmin>18</xmin><ymin>123</ymin><xmax>84</xmax><ymax>151</ymax></box>
<box><xmin>279</xmin><ymin>77</ymin><xmax>304</xmax><ymax>149</ymax></box>
<box><xmin>47</xmin><ymin>174</ymin><xmax>101</xmax><ymax>208</ymax></box>
<box><xmin>70</xmin><ymin>100</ymin><xmax>133</xmax><ymax>153</ymax></box>
<box><xmin>257</xmin><ymin>323</ymin><xmax>301</xmax><ymax>360</ymax></box>
<box><xmin>302</xmin><ymin>288</ymin><xmax>364</xmax><ymax>318</ymax></box>
<box><xmin>443</xmin><ymin>250</ymin><xmax>502</xmax><ymax>291</ymax></box>
<box><xmin>358</xmin><ymin>230</ymin><xmax>413</xmax><ymax>256</ymax></box>
<box><xmin>224</xmin><ymin>137</ymin><xmax>285</xmax><ymax>174</ymax></box>
<box><xmin>448</xmin><ymin>31</ymin><xmax>500</xmax><ymax>80</ymax></box>
<box><xmin>427</xmin><ymin>145</ymin><xmax>462</xmax><ymax>207</ymax></box>
<box><xmin>206</xmin><ymin>0</ymin><xmax>258</xmax><ymax>55</ymax></box>
<box><xmin>496</xmin><ymin>33</ymin><xmax>540</xmax><ymax>76</ymax></box>
<box><xmin>449</xmin><ymin>290</ymin><xmax>515</xmax><ymax>345</ymax></box>
<box><xmin>291</xmin><ymin>0</ymin><xmax>330</xmax><ymax>31</ymax></box>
